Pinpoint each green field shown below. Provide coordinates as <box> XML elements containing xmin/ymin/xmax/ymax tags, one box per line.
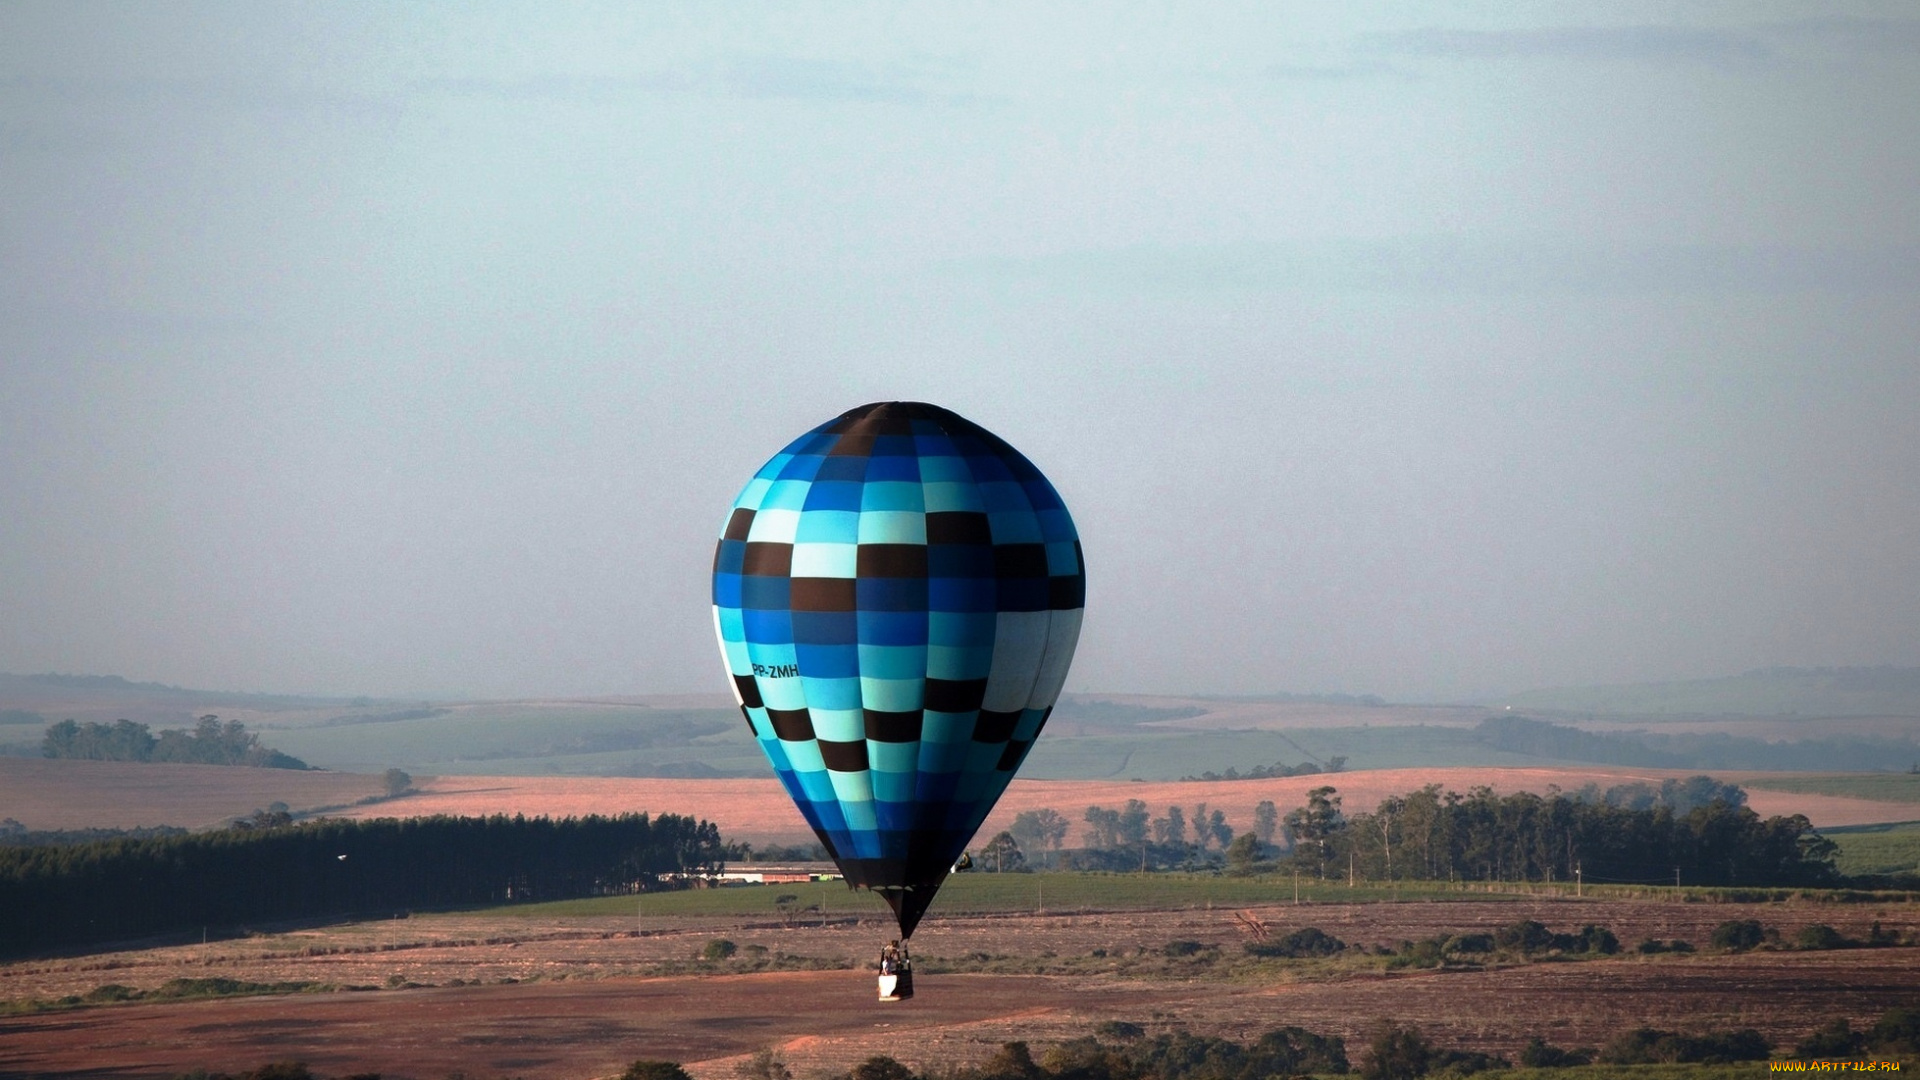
<box><xmin>485</xmin><ymin>872</ymin><xmax>1680</xmax><ymax>922</ymax></box>
<box><xmin>1824</xmin><ymin>821</ymin><xmax>1920</xmax><ymax>877</ymax></box>
<box><xmin>1742</xmin><ymin>773</ymin><xmax>1920</xmax><ymax>804</ymax></box>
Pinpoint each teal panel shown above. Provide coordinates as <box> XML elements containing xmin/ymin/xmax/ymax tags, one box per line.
<box><xmin>809</xmin><ymin>707</ymin><xmax>863</xmax><ymax>743</ymax></box>
<box><xmin>794</xmin><ymin>510</ymin><xmax>861</xmax><ymax>544</ymax></box>
<box><xmin>856</xmin><ymin>644</ymin><xmax>925</xmax><ymax>681</ymax></box>
<box><xmin>860</xmin><ymin>481</ymin><xmax>926</xmax><ymax>512</ymax></box>
<box><xmin>922</xmin><ymin>480</ymin><xmax>986</xmax><ymax>512</ymax></box>
<box><xmin>868</xmin><ymin>739</ymin><xmax>919</xmax><ymax>776</ymax></box>
<box><xmin>856</xmin><ymin>511</ymin><xmax>927</xmax><ymax>544</ymax></box>
<box><xmin>799</xmin><ymin>674</ymin><xmax>861</xmax><ymax>710</ymax></box>
<box><xmin>791</xmin><ymin>542</ymin><xmax>858</xmax><ymax>578</ymax></box>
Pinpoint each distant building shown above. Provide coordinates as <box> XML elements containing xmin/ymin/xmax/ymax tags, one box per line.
<box><xmin>705</xmin><ymin>864</ymin><xmax>842</xmax><ymax>885</ymax></box>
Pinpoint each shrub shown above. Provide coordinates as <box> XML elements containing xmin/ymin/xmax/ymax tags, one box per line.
<box><xmin>1362</xmin><ymin>1023</ymin><xmax>1433</xmax><ymax>1080</ymax></box>
<box><xmin>1130</xmin><ymin>1031</ymin><xmax>1252</xmax><ymax>1080</ymax></box>
<box><xmin>1796</xmin><ymin>1019</ymin><xmax>1866</xmax><ymax>1059</ymax></box>
<box><xmin>978</xmin><ymin>1042</ymin><xmax>1042</xmax><ymax>1080</ymax></box>
<box><xmin>1518</xmin><ymin>1037</ymin><xmax>1591</xmax><ymax>1068</ymax></box>
<box><xmin>702</xmin><ymin>939</ymin><xmax>739</xmax><ymax>961</ymax></box>
<box><xmin>1427</xmin><ymin>1048</ymin><xmax>1508</xmax><ymax>1076</ymax></box>
<box><xmin>1249</xmin><ymin>1026</ymin><xmax>1350</xmax><ymax>1075</ymax></box>
<box><xmin>1485</xmin><ymin>920</ymin><xmax>1620</xmax><ymax>956</ymax></box>
<box><xmin>1795</xmin><ymin>924</ymin><xmax>1851</xmax><ymax>950</ymax></box>
<box><xmin>735</xmin><ymin>1048</ymin><xmax>792</xmax><ymax>1080</ymax></box>
<box><xmin>1443</xmin><ymin>933</ymin><xmax>1495</xmax><ymax>954</ymax></box>
<box><xmin>1038</xmin><ymin>1038</ymin><xmax>1131</xmax><ymax>1080</ymax></box>
<box><xmin>849</xmin><ymin>1056</ymin><xmax>916</xmax><ymax>1080</ymax></box>
<box><xmin>1162</xmin><ymin>940</ymin><xmax>1207</xmax><ymax>957</ymax></box>
<box><xmin>621</xmin><ymin>1062</ymin><xmax>695</xmax><ymax>1080</ymax></box>
<box><xmin>1572</xmin><ymin>924</ymin><xmax>1619</xmax><ymax>955</ymax></box>
<box><xmin>1096</xmin><ymin>1021</ymin><xmax>1145</xmax><ymax>1041</ymax></box>
<box><xmin>1387</xmin><ymin>939</ymin><xmax>1445</xmax><ymax>970</ymax></box>
<box><xmin>1494</xmin><ymin>920</ymin><xmax>1555</xmax><ymax>954</ymax></box>
<box><xmin>1246</xmin><ymin>927</ymin><xmax>1347</xmax><ymax>959</ymax></box>
<box><xmin>1598</xmin><ymin>1027</ymin><xmax>1770</xmax><ymax>1064</ymax></box>
<box><xmin>1870</xmin><ymin>1007</ymin><xmax>1920</xmax><ymax>1056</ymax></box>
<box><xmin>1709</xmin><ymin>919</ymin><xmax>1767</xmax><ymax>951</ymax></box>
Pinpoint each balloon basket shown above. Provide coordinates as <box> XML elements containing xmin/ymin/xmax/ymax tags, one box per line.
<box><xmin>877</xmin><ymin>966</ymin><xmax>914</xmax><ymax>1002</ymax></box>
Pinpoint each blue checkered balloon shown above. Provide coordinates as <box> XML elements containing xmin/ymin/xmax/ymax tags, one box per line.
<box><xmin>712</xmin><ymin>402</ymin><xmax>1085</xmax><ymax>937</ymax></box>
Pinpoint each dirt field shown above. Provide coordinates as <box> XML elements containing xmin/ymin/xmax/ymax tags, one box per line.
<box><xmin>4</xmin><ymin>896</ymin><xmax>1917</xmax><ymax>1079</ymax></box>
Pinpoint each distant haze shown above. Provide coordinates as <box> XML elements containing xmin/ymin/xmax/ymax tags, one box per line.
<box><xmin>2</xmin><ymin>6</ymin><xmax>1917</xmax><ymax>701</ymax></box>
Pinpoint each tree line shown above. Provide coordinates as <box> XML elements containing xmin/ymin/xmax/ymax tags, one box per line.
<box><xmin>1181</xmin><ymin>756</ymin><xmax>1346</xmax><ymax>782</ymax></box>
<box><xmin>0</xmin><ymin>819</ymin><xmax>189</xmax><ymax>847</ymax></box>
<box><xmin>978</xmin><ymin>776</ymin><xmax>1839</xmax><ymax>886</ymax></box>
<box><xmin>0</xmin><ymin>813</ymin><xmax>728</xmax><ymax>956</ymax></box>
<box><xmin>1284</xmin><ymin>781</ymin><xmax>1837</xmax><ymax>886</ymax></box>
<box><xmin>977</xmin><ymin>801</ymin><xmax>1276</xmax><ymax>873</ymax></box>
<box><xmin>40</xmin><ymin>715</ymin><xmax>309</xmax><ymax>769</ymax></box>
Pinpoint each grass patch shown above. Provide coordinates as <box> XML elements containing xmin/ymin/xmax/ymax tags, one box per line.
<box><xmin>0</xmin><ymin>977</ymin><xmax>333</xmax><ymax>1016</ymax></box>
<box><xmin>477</xmin><ymin>874</ymin><xmax>1607</xmax><ymax>922</ymax></box>
<box><xmin>1742</xmin><ymin>773</ymin><xmax>1920</xmax><ymax>804</ymax></box>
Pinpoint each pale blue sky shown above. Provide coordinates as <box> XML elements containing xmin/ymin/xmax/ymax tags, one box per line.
<box><xmin>3</xmin><ymin>3</ymin><xmax>1916</xmax><ymax>701</ymax></box>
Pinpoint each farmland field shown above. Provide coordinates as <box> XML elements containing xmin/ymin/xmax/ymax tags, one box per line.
<box><xmin>10</xmin><ymin>759</ymin><xmax>1920</xmax><ymax>843</ymax></box>
<box><xmin>2</xmin><ymin>890</ymin><xmax>1916</xmax><ymax>1079</ymax></box>
<box><xmin>253</xmin><ymin>700</ymin><xmax>760</xmax><ymax>777</ymax></box>
<box><xmin>11</xmin><ymin>676</ymin><xmax>1918</xmax><ymax>778</ymax></box>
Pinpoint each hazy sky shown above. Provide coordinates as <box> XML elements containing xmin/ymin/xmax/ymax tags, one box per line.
<box><xmin>3</xmin><ymin>3</ymin><xmax>1917</xmax><ymax>702</ymax></box>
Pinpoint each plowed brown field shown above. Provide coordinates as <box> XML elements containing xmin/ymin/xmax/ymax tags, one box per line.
<box><xmin>4</xmin><ymin>898</ymin><xmax>1917</xmax><ymax>1080</ymax></box>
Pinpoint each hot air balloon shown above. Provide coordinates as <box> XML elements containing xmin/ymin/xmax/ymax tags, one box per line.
<box><xmin>711</xmin><ymin>401</ymin><xmax>1085</xmax><ymax>947</ymax></box>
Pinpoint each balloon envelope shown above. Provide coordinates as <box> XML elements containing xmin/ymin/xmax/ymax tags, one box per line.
<box><xmin>712</xmin><ymin>401</ymin><xmax>1085</xmax><ymax>937</ymax></box>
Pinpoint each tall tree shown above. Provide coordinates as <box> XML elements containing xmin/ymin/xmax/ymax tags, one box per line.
<box><xmin>1283</xmin><ymin>787</ymin><xmax>1345</xmax><ymax>878</ymax></box>
<box><xmin>1253</xmin><ymin>800</ymin><xmax>1279</xmax><ymax>846</ymax></box>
